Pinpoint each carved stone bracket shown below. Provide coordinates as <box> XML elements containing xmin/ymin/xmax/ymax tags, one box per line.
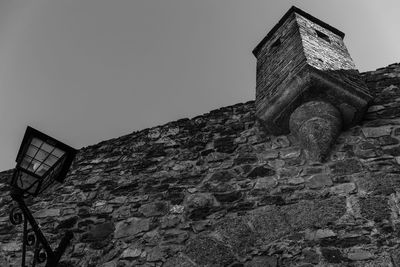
<box><xmin>289</xmin><ymin>101</ymin><xmax>342</xmax><ymax>161</ymax></box>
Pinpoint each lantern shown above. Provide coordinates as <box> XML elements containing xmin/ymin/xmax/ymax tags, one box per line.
<box><xmin>10</xmin><ymin>126</ymin><xmax>76</xmax><ymax>197</ymax></box>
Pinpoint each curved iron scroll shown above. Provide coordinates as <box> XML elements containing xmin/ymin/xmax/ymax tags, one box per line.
<box><xmin>9</xmin><ymin>206</ymin><xmax>24</xmax><ymax>225</ymax></box>
<box><xmin>36</xmin><ymin>248</ymin><xmax>47</xmax><ymax>264</ymax></box>
<box><xmin>32</xmin><ymin>243</ymin><xmax>48</xmax><ymax>266</ymax></box>
<box><xmin>26</xmin><ymin>229</ymin><xmax>37</xmax><ymax>247</ymax></box>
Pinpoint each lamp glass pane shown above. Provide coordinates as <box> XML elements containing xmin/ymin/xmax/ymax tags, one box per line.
<box><xmin>31</xmin><ymin>138</ymin><xmax>43</xmax><ymax>148</ymax></box>
<box><xmin>26</xmin><ymin>146</ymin><xmax>39</xmax><ymax>157</ymax></box>
<box><xmin>39</xmin><ymin>156</ymin><xmax>66</xmax><ymax>194</ymax></box>
<box><xmin>20</xmin><ymin>156</ymin><xmax>30</xmax><ymax>170</ymax></box>
<box><xmin>16</xmin><ymin>172</ymin><xmax>39</xmax><ymax>194</ymax></box>
<box><xmin>31</xmin><ymin>159</ymin><xmax>41</xmax><ymax>171</ymax></box>
<box><xmin>35</xmin><ymin>150</ymin><xmax>49</xmax><ymax>162</ymax></box>
<box><xmin>45</xmin><ymin>155</ymin><xmax>59</xmax><ymax>167</ymax></box>
<box><xmin>20</xmin><ymin>156</ymin><xmax>36</xmax><ymax>173</ymax></box>
<box><xmin>52</xmin><ymin>148</ymin><xmax>65</xmax><ymax>158</ymax></box>
<box><xmin>41</xmin><ymin>142</ymin><xmax>55</xmax><ymax>153</ymax></box>
<box><xmin>22</xmin><ymin>138</ymin><xmax>67</xmax><ymax>178</ymax></box>
<box><xmin>35</xmin><ymin>164</ymin><xmax>50</xmax><ymax>176</ymax></box>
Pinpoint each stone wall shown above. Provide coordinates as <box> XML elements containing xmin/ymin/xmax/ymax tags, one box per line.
<box><xmin>296</xmin><ymin>13</ymin><xmax>355</xmax><ymax>71</ymax></box>
<box><xmin>1</xmin><ymin>63</ymin><xmax>400</xmax><ymax>266</ymax></box>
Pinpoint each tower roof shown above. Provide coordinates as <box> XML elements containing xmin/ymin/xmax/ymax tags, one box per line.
<box><xmin>252</xmin><ymin>6</ymin><xmax>345</xmax><ymax>56</ymax></box>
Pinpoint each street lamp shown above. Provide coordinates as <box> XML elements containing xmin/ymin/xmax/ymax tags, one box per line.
<box><xmin>9</xmin><ymin>126</ymin><xmax>77</xmax><ymax>267</ymax></box>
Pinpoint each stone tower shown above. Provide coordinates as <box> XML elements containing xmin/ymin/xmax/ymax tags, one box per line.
<box><xmin>253</xmin><ymin>6</ymin><xmax>372</xmax><ymax>161</ymax></box>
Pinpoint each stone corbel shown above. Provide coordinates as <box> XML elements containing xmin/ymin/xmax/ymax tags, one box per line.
<box><xmin>289</xmin><ymin>101</ymin><xmax>342</xmax><ymax>161</ymax></box>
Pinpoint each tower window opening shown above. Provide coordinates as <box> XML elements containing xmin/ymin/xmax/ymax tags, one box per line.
<box><xmin>315</xmin><ymin>30</ymin><xmax>330</xmax><ymax>43</ymax></box>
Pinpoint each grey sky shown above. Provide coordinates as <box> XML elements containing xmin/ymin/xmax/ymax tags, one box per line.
<box><xmin>1</xmin><ymin>0</ymin><xmax>399</xmax><ymax>171</ymax></box>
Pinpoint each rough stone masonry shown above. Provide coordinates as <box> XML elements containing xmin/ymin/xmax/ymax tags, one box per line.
<box><xmin>1</xmin><ymin>6</ymin><xmax>400</xmax><ymax>267</ymax></box>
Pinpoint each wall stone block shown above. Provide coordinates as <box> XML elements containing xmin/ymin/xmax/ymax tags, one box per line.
<box><xmin>162</xmin><ymin>229</ymin><xmax>189</xmax><ymax>245</ymax></box>
<box><xmin>139</xmin><ymin>201</ymin><xmax>169</xmax><ymax>217</ymax></box>
<box><xmin>81</xmin><ymin>222</ymin><xmax>115</xmax><ymax>242</ymax></box>
<box><xmin>120</xmin><ymin>246</ymin><xmax>142</xmax><ymax>259</ymax></box>
<box><xmin>147</xmin><ymin>246</ymin><xmax>164</xmax><ymax>262</ymax></box>
<box><xmin>247</xmin><ymin>165</ymin><xmax>276</xmax><ymax>178</ymax></box>
<box><xmin>249</xmin><ymin>206</ymin><xmax>291</xmax><ymax>243</ymax></box>
<box><xmin>329</xmin><ymin>158</ymin><xmax>363</xmax><ymax>175</ymax></box>
<box><xmin>215</xmin><ymin>216</ymin><xmax>256</xmax><ymax>257</ymax></box>
<box><xmin>359</xmin><ymin>196</ymin><xmax>391</xmax><ymax>222</ymax></box>
<box><xmin>163</xmin><ymin>253</ymin><xmax>196</xmax><ymax>267</ymax></box>
<box><xmin>347</xmin><ymin>248</ymin><xmax>373</xmax><ymax>261</ymax></box>
<box><xmin>253</xmin><ymin>177</ymin><xmax>278</xmax><ymax>190</ymax></box>
<box><xmin>114</xmin><ymin>218</ymin><xmax>150</xmax><ymax>238</ymax></box>
<box><xmin>281</xmin><ymin>197</ymin><xmax>346</xmax><ymax>230</ymax></box>
<box><xmin>244</xmin><ymin>256</ymin><xmax>278</xmax><ymax>267</ymax></box>
<box><xmin>34</xmin><ymin>208</ymin><xmax>61</xmax><ymax>218</ymax></box>
<box><xmin>57</xmin><ymin>216</ymin><xmax>79</xmax><ymax>230</ymax></box>
<box><xmin>306</xmin><ymin>174</ymin><xmax>333</xmax><ymax>189</ymax></box>
<box><xmin>355</xmin><ymin>172</ymin><xmax>399</xmax><ymax>195</ymax></box>
<box><xmin>185</xmin><ymin>235</ymin><xmax>235</xmax><ymax>266</ymax></box>
<box><xmin>320</xmin><ymin>247</ymin><xmax>346</xmax><ymax>263</ymax></box>
<box><xmin>362</xmin><ymin>126</ymin><xmax>392</xmax><ymax>138</ymax></box>
<box><xmin>329</xmin><ymin>182</ymin><xmax>356</xmax><ymax>195</ymax></box>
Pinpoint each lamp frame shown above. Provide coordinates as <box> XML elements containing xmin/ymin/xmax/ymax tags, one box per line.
<box><xmin>11</xmin><ymin>126</ymin><xmax>76</xmax><ymax>197</ymax></box>
<box><xmin>9</xmin><ymin>126</ymin><xmax>77</xmax><ymax>267</ymax></box>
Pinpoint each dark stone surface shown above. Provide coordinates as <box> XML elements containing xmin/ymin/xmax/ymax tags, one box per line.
<box><xmin>247</xmin><ymin>166</ymin><xmax>276</xmax><ymax>178</ymax></box>
<box><xmin>245</xmin><ymin>256</ymin><xmax>278</xmax><ymax>267</ymax></box>
<box><xmin>114</xmin><ymin>218</ymin><xmax>150</xmax><ymax>238</ymax></box>
<box><xmin>215</xmin><ymin>217</ymin><xmax>256</xmax><ymax>257</ymax></box>
<box><xmin>330</xmin><ymin>158</ymin><xmax>362</xmax><ymax>175</ymax></box>
<box><xmin>81</xmin><ymin>222</ymin><xmax>115</xmax><ymax>242</ymax></box>
<box><xmin>185</xmin><ymin>235</ymin><xmax>235</xmax><ymax>266</ymax></box>
<box><xmin>355</xmin><ymin>172</ymin><xmax>398</xmax><ymax>195</ymax></box>
<box><xmin>320</xmin><ymin>248</ymin><xmax>346</xmax><ymax>263</ymax></box>
<box><xmin>234</xmin><ymin>153</ymin><xmax>258</xmax><ymax>165</ymax></box>
<box><xmin>260</xmin><ymin>195</ymin><xmax>285</xmax><ymax>206</ymax></box>
<box><xmin>302</xmin><ymin>249</ymin><xmax>320</xmax><ymax>264</ymax></box>
<box><xmin>184</xmin><ymin>192</ymin><xmax>220</xmax><ymax>221</ymax></box>
<box><xmin>188</xmin><ymin>207</ymin><xmax>214</xmax><ymax>221</ymax></box>
<box><xmin>110</xmin><ymin>182</ymin><xmax>139</xmax><ymax>196</ymax></box>
<box><xmin>209</xmin><ymin>171</ymin><xmax>235</xmax><ymax>183</ymax></box>
<box><xmin>250</xmin><ymin>207</ymin><xmax>291</xmax><ymax>243</ymax></box>
<box><xmin>163</xmin><ymin>254</ymin><xmax>196</xmax><ymax>267</ymax></box>
<box><xmin>359</xmin><ymin>196</ymin><xmax>391</xmax><ymax>222</ymax></box>
<box><xmin>57</xmin><ymin>216</ymin><xmax>78</xmax><ymax>230</ymax></box>
<box><xmin>384</xmin><ymin>146</ymin><xmax>400</xmax><ymax>156</ymax></box>
<box><xmin>139</xmin><ymin>201</ymin><xmax>169</xmax><ymax>217</ymax></box>
<box><xmin>184</xmin><ymin>193</ymin><xmax>217</xmax><ymax>209</ymax></box>
<box><xmin>319</xmin><ymin>235</ymin><xmax>371</xmax><ymax>248</ymax></box>
<box><xmin>282</xmin><ymin>197</ymin><xmax>346</xmax><ymax>230</ymax></box>
<box><xmin>165</xmin><ymin>188</ymin><xmax>185</xmax><ymax>205</ymax></box>
<box><xmin>306</xmin><ymin>174</ymin><xmax>332</xmax><ymax>189</ymax></box>
<box><xmin>391</xmin><ymin>249</ymin><xmax>400</xmax><ymax>267</ymax></box>
<box><xmin>214</xmin><ymin>191</ymin><xmax>242</xmax><ymax>203</ymax></box>
<box><xmin>214</xmin><ymin>137</ymin><xmax>238</xmax><ymax>153</ymax></box>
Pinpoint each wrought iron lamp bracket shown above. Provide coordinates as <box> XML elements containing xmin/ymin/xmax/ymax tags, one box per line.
<box><xmin>9</xmin><ymin>190</ymin><xmax>73</xmax><ymax>267</ymax></box>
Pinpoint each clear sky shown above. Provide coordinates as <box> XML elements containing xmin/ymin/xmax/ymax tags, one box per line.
<box><xmin>0</xmin><ymin>0</ymin><xmax>399</xmax><ymax>171</ymax></box>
